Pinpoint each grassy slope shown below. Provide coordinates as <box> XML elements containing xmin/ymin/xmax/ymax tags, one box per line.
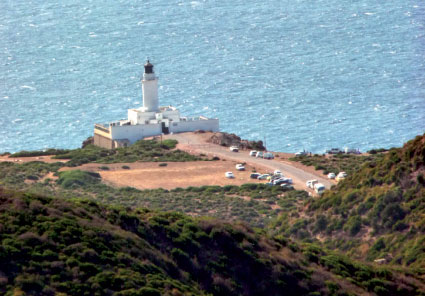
<box><xmin>271</xmin><ymin>134</ymin><xmax>425</xmax><ymax>269</ymax></box>
<box><xmin>1</xmin><ymin>188</ymin><xmax>424</xmax><ymax>296</ymax></box>
<box><xmin>289</xmin><ymin>153</ymin><xmax>385</xmax><ymax>177</ymax></box>
<box><xmin>8</xmin><ymin>139</ymin><xmax>205</xmax><ymax>166</ymax></box>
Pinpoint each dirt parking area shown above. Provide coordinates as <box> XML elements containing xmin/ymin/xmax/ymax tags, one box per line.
<box><xmin>70</xmin><ymin>160</ymin><xmax>270</xmax><ymax>190</ymax></box>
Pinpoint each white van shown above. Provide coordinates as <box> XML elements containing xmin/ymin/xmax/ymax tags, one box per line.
<box><xmin>314</xmin><ymin>183</ymin><xmax>326</xmax><ymax>195</ymax></box>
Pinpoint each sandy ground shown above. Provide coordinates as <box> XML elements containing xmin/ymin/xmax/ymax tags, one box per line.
<box><xmin>63</xmin><ymin>161</ymin><xmax>269</xmax><ymax>190</ymax></box>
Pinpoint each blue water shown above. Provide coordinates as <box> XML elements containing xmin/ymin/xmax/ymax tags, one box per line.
<box><xmin>1</xmin><ymin>0</ymin><xmax>424</xmax><ymax>153</ymax></box>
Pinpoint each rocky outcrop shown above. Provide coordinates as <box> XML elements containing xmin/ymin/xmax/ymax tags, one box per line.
<box><xmin>206</xmin><ymin>132</ymin><xmax>265</xmax><ymax>151</ymax></box>
<box><xmin>81</xmin><ymin>136</ymin><xmax>94</xmax><ymax>148</ymax></box>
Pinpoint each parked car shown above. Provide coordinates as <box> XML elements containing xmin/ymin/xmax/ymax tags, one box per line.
<box><xmin>327</xmin><ymin>172</ymin><xmax>336</xmax><ymax>179</ymax></box>
<box><xmin>250</xmin><ymin>173</ymin><xmax>260</xmax><ymax>179</ymax></box>
<box><xmin>274</xmin><ymin>170</ymin><xmax>282</xmax><ymax>176</ymax></box>
<box><xmin>257</xmin><ymin>174</ymin><xmax>270</xmax><ymax>180</ymax></box>
<box><xmin>281</xmin><ymin>184</ymin><xmax>294</xmax><ymax>190</ymax></box>
<box><xmin>326</xmin><ymin>148</ymin><xmax>343</xmax><ymax>154</ymax></box>
<box><xmin>306</xmin><ymin>179</ymin><xmax>318</xmax><ymax>189</ymax></box>
<box><xmin>225</xmin><ymin>172</ymin><xmax>235</xmax><ymax>178</ymax></box>
<box><xmin>281</xmin><ymin>177</ymin><xmax>293</xmax><ymax>184</ymax></box>
<box><xmin>235</xmin><ymin>164</ymin><xmax>245</xmax><ymax>171</ymax></box>
<box><xmin>273</xmin><ymin>179</ymin><xmax>286</xmax><ymax>186</ymax></box>
<box><xmin>230</xmin><ymin>146</ymin><xmax>239</xmax><ymax>152</ymax></box>
<box><xmin>344</xmin><ymin>148</ymin><xmax>361</xmax><ymax>154</ymax></box>
<box><xmin>314</xmin><ymin>183</ymin><xmax>326</xmax><ymax>195</ymax></box>
<box><xmin>295</xmin><ymin>151</ymin><xmax>307</xmax><ymax>156</ymax></box>
<box><xmin>336</xmin><ymin>172</ymin><xmax>347</xmax><ymax>181</ymax></box>
<box><xmin>249</xmin><ymin>150</ymin><xmax>258</xmax><ymax>156</ymax></box>
<box><xmin>256</xmin><ymin>151</ymin><xmax>264</xmax><ymax>158</ymax></box>
<box><xmin>263</xmin><ymin>152</ymin><xmax>274</xmax><ymax>159</ymax></box>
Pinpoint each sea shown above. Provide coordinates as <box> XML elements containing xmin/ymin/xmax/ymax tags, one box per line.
<box><xmin>1</xmin><ymin>0</ymin><xmax>424</xmax><ymax>153</ymax></box>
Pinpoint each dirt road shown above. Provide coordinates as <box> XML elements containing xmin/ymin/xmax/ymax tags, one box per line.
<box><xmin>163</xmin><ymin>132</ymin><xmax>334</xmax><ymax>190</ymax></box>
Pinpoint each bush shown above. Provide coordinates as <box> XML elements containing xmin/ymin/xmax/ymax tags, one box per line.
<box><xmin>10</xmin><ymin>148</ymin><xmax>70</xmax><ymax>157</ymax></box>
<box><xmin>314</xmin><ymin>215</ymin><xmax>328</xmax><ymax>233</ymax></box>
<box><xmin>158</xmin><ymin>163</ymin><xmax>168</xmax><ymax>167</ymax></box>
<box><xmin>344</xmin><ymin>216</ymin><xmax>362</xmax><ymax>236</ymax></box>
<box><xmin>381</xmin><ymin>203</ymin><xmax>406</xmax><ymax>229</ymax></box>
<box><xmin>392</xmin><ymin>221</ymin><xmax>408</xmax><ymax>231</ymax></box>
<box><xmin>370</xmin><ymin>238</ymin><xmax>385</xmax><ymax>253</ymax></box>
<box><xmin>122</xmin><ymin>165</ymin><xmax>130</xmax><ymax>169</ymax></box>
<box><xmin>57</xmin><ymin>170</ymin><xmax>101</xmax><ymax>188</ymax></box>
<box><xmin>417</xmin><ymin>174</ymin><xmax>425</xmax><ymax>186</ymax></box>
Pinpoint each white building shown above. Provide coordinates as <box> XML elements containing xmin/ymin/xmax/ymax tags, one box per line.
<box><xmin>94</xmin><ymin>61</ymin><xmax>219</xmax><ymax>149</ymax></box>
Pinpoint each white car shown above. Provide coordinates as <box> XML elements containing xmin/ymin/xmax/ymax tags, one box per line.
<box><xmin>256</xmin><ymin>151</ymin><xmax>264</xmax><ymax>158</ymax></box>
<box><xmin>336</xmin><ymin>172</ymin><xmax>347</xmax><ymax>181</ymax></box>
<box><xmin>274</xmin><ymin>170</ymin><xmax>282</xmax><ymax>176</ymax></box>
<box><xmin>306</xmin><ymin>179</ymin><xmax>318</xmax><ymax>189</ymax></box>
<box><xmin>273</xmin><ymin>177</ymin><xmax>293</xmax><ymax>185</ymax></box>
<box><xmin>249</xmin><ymin>150</ymin><xmax>257</xmax><ymax>156</ymax></box>
<box><xmin>257</xmin><ymin>174</ymin><xmax>270</xmax><ymax>180</ymax></box>
<box><xmin>281</xmin><ymin>177</ymin><xmax>293</xmax><ymax>184</ymax></box>
<box><xmin>281</xmin><ymin>184</ymin><xmax>294</xmax><ymax>190</ymax></box>
<box><xmin>327</xmin><ymin>172</ymin><xmax>336</xmax><ymax>179</ymax></box>
<box><xmin>235</xmin><ymin>164</ymin><xmax>245</xmax><ymax>171</ymax></box>
<box><xmin>230</xmin><ymin>146</ymin><xmax>239</xmax><ymax>152</ymax></box>
<box><xmin>264</xmin><ymin>152</ymin><xmax>274</xmax><ymax>159</ymax></box>
<box><xmin>295</xmin><ymin>151</ymin><xmax>307</xmax><ymax>156</ymax></box>
<box><xmin>225</xmin><ymin>172</ymin><xmax>235</xmax><ymax>178</ymax></box>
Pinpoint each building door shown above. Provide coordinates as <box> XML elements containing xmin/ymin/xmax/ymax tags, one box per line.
<box><xmin>161</xmin><ymin>122</ymin><xmax>169</xmax><ymax>134</ymax></box>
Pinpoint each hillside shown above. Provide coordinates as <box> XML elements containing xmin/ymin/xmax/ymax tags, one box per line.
<box><xmin>1</xmin><ymin>188</ymin><xmax>424</xmax><ymax>295</ymax></box>
<box><xmin>270</xmin><ymin>134</ymin><xmax>425</xmax><ymax>268</ymax></box>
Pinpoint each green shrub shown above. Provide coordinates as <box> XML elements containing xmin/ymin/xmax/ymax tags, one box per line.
<box><xmin>314</xmin><ymin>215</ymin><xmax>328</xmax><ymax>233</ymax></box>
<box><xmin>10</xmin><ymin>148</ymin><xmax>70</xmax><ymax>157</ymax></box>
<box><xmin>344</xmin><ymin>216</ymin><xmax>362</xmax><ymax>236</ymax></box>
<box><xmin>57</xmin><ymin>170</ymin><xmax>101</xmax><ymax>188</ymax></box>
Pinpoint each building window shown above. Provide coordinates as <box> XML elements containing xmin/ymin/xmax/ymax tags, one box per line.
<box><xmin>173</xmin><ymin>123</ymin><xmax>178</xmax><ymax>126</ymax></box>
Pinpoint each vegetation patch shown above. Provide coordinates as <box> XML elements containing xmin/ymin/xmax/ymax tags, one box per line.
<box><xmin>5</xmin><ymin>139</ymin><xmax>209</xmax><ymax>167</ymax></box>
<box><xmin>290</xmin><ymin>153</ymin><xmax>384</xmax><ymax>176</ymax></box>
<box><xmin>9</xmin><ymin>148</ymin><xmax>71</xmax><ymax>157</ymax></box>
<box><xmin>56</xmin><ymin>170</ymin><xmax>101</xmax><ymax>189</ymax></box>
<box><xmin>0</xmin><ymin>188</ymin><xmax>422</xmax><ymax>296</ymax></box>
<box><xmin>272</xmin><ymin>134</ymin><xmax>425</xmax><ymax>269</ymax></box>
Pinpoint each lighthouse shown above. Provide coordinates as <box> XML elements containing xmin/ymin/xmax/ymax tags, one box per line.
<box><xmin>93</xmin><ymin>60</ymin><xmax>219</xmax><ymax>149</ymax></box>
<box><xmin>141</xmin><ymin>60</ymin><xmax>159</xmax><ymax>112</ymax></box>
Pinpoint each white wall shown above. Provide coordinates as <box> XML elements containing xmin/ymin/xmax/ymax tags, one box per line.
<box><xmin>142</xmin><ymin>77</ymin><xmax>159</xmax><ymax>112</ymax></box>
<box><xmin>128</xmin><ymin>109</ymin><xmax>155</xmax><ymax>125</ymax></box>
<box><xmin>169</xmin><ymin>119</ymin><xmax>219</xmax><ymax>133</ymax></box>
<box><xmin>110</xmin><ymin>123</ymin><xmax>162</xmax><ymax>144</ymax></box>
<box><xmin>161</xmin><ymin>109</ymin><xmax>181</xmax><ymax>122</ymax></box>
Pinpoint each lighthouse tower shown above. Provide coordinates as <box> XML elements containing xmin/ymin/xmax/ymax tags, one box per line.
<box><xmin>141</xmin><ymin>60</ymin><xmax>159</xmax><ymax>112</ymax></box>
